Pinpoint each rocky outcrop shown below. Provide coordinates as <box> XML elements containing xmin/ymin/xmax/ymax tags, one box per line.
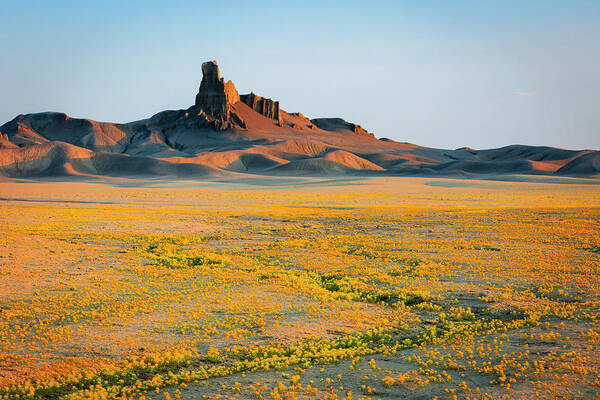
<box><xmin>0</xmin><ymin>131</ymin><xmax>17</xmax><ymax>149</ymax></box>
<box><xmin>311</xmin><ymin>118</ymin><xmax>375</xmax><ymax>137</ymax></box>
<box><xmin>193</xmin><ymin>61</ymin><xmax>243</xmax><ymax>130</ymax></box>
<box><xmin>191</xmin><ymin>61</ymin><xmax>285</xmax><ymax>130</ymax></box>
<box><xmin>240</xmin><ymin>92</ymin><xmax>281</xmax><ymax>124</ymax></box>
<box><xmin>350</xmin><ymin>124</ymin><xmax>373</xmax><ymax>137</ymax></box>
<box><xmin>224</xmin><ymin>80</ymin><xmax>240</xmax><ymax>105</ymax></box>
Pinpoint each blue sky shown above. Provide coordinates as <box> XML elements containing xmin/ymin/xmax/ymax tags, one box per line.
<box><xmin>1</xmin><ymin>0</ymin><xmax>598</xmax><ymax>149</ymax></box>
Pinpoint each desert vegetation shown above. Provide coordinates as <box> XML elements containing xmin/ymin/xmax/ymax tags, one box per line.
<box><xmin>0</xmin><ymin>177</ymin><xmax>599</xmax><ymax>399</ymax></box>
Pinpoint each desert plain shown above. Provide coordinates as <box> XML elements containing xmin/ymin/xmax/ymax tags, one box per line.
<box><xmin>0</xmin><ymin>176</ymin><xmax>599</xmax><ymax>400</ymax></box>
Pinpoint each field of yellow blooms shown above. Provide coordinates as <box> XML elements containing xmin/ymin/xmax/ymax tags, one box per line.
<box><xmin>0</xmin><ymin>177</ymin><xmax>599</xmax><ymax>400</ymax></box>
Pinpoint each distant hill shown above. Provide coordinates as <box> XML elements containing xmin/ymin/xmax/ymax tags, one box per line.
<box><xmin>1</xmin><ymin>61</ymin><xmax>598</xmax><ymax>178</ymax></box>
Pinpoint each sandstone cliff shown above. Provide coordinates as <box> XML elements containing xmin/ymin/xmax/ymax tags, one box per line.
<box><xmin>191</xmin><ymin>61</ymin><xmax>292</xmax><ymax>130</ymax></box>
<box><xmin>193</xmin><ymin>61</ymin><xmax>243</xmax><ymax>130</ymax></box>
<box><xmin>240</xmin><ymin>92</ymin><xmax>281</xmax><ymax>124</ymax></box>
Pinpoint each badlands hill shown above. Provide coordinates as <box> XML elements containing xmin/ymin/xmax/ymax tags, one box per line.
<box><xmin>0</xmin><ymin>61</ymin><xmax>598</xmax><ymax>179</ymax></box>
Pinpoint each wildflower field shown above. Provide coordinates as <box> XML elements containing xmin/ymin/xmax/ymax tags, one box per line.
<box><xmin>0</xmin><ymin>177</ymin><xmax>599</xmax><ymax>400</ymax></box>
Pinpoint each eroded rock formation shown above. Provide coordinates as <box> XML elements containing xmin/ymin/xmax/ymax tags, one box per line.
<box><xmin>193</xmin><ymin>61</ymin><xmax>241</xmax><ymax>128</ymax></box>
<box><xmin>191</xmin><ymin>60</ymin><xmax>285</xmax><ymax>130</ymax></box>
<box><xmin>311</xmin><ymin>118</ymin><xmax>375</xmax><ymax>137</ymax></box>
<box><xmin>240</xmin><ymin>92</ymin><xmax>281</xmax><ymax>124</ymax></box>
<box><xmin>0</xmin><ymin>131</ymin><xmax>16</xmax><ymax>149</ymax></box>
<box><xmin>224</xmin><ymin>80</ymin><xmax>240</xmax><ymax>105</ymax></box>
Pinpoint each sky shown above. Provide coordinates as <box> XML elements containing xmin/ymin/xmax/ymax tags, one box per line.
<box><xmin>1</xmin><ymin>0</ymin><xmax>599</xmax><ymax>150</ymax></box>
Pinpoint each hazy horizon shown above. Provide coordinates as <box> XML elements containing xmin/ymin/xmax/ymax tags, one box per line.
<box><xmin>1</xmin><ymin>0</ymin><xmax>599</xmax><ymax>150</ymax></box>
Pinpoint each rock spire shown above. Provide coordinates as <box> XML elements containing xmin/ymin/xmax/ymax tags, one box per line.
<box><xmin>193</xmin><ymin>60</ymin><xmax>283</xmax><ymax>130</ymax></box>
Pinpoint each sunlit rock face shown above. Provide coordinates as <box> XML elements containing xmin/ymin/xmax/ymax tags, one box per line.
<box><xmin>194</xmin><ymin>61</ymin><xmax>240</xmax><ymax>126</ymax></box>
<box><xmin>240</xmin><ymin>92</ymin><xmax>281</xmax><ymax>124</ymax></box>
<box><xmin>0</xmin><ymin>130</ymin><xmax>17</xmax><ymax>149</ymax></box>
<box><xmin>193</xmin><ymin>61</ymin><xmax>283</xmax><ymax>129</ymax></box>
<box><xmin>224</xmin><ymin>80</ymin><xmax>240</xmax><ymax>105</ymax></box>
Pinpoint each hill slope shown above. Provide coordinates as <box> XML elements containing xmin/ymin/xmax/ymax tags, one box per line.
<box><xmin>1</xmin><ymin>61</ymin><xmax>597</xmax><ymax>179</ymax></box>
